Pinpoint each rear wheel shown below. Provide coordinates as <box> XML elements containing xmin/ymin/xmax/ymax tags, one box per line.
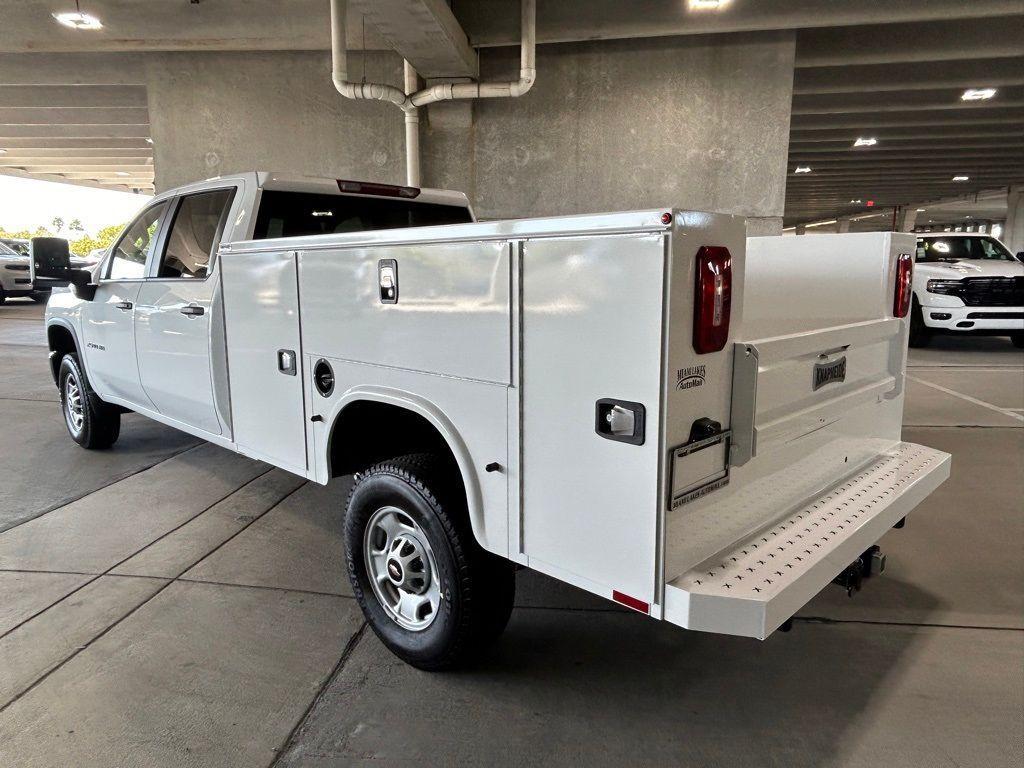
<box><xmin>58</xmin><ymin>354</ymin><xmax>120</xmax><ymax>449</ymax></box>
<box><xmin>344</xmin><ymin>453</ymin><xmax>515</xmax><ymax>670</ymax></box>
<box><xmin>30</xmin><ymin>291</ymin><xmax>50</xmax><ymax>304</ymax></box>
<box><xmin>908</xmin><ymin>297</ymin><xmax>931</xmax><ymax>348</ymax></box>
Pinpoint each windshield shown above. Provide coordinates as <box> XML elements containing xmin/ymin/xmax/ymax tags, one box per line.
<box><xmin>916</xmin><ymin>236</ymin><xmax>1016</xmax><ymax>263</ymax></box>
<box><xmin>252</xmin><ymin>191</ymin><xmax>473</xmax><ymax>239</ymax></box>
<box><xmin>0</xmin><ymin>239</ymin><xmax>28</xmax><ymax>257</ymax></box>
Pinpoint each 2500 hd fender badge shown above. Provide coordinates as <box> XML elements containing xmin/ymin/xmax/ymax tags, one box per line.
<box><xmin>813</xmin><ymin>356</ymin><xmax>846</xmax><ymax>390</ymax></box>
<box><xmin>676</xmin><ymin>364</ymin><xmax>706</xmax><ymax>391</ymax></box>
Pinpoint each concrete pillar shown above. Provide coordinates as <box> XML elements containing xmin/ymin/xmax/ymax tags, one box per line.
<box><xmin>423</xmin><ymin>31</ymin><xmax>796</xmax><ymax>221</ymax></box>
<box><xmin>747</xmin><ymin>217</ymin><xmax>784</xmax><ymax>237</ymax></box>
<box><xmin>837</xmin><ymin>217</ymin><xmax>851</xmax><ymax>233</ymax></box>
<box><xmin>1005</xmin><ymin>184</ymin><xmax>1024</xmax><ymax>255</ymax></box>
<box><xmin>795</xmin><ymin>224</ymin><xmax>806</xmax><ymax>235</ymax></box>
<box><xmin>895</xmin><ymin>206</ymin><xmax>918</xmax><ymax>232</ymax></box>
<box><xmin>146</xmin><ymin>51</ymin><xmax>409</xmax><ymax>192</ymax></box>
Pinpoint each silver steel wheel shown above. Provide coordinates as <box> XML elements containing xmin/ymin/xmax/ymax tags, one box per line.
<box><xmin>363</xmin><ymin>505</ymin><xmax>441</xmax><ymax>632</ymax></box>
<box><xmin>63</xmin><ymin>371</ymin><xmax>85</xmax><ymax>437</ymax></box>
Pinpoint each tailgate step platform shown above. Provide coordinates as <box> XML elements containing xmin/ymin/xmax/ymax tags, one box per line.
<box><xmin>664</xmin><ymin>442</ymin><xmax>950</xmax><ymax>639</ymax></box>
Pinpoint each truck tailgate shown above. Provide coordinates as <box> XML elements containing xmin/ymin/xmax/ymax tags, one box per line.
<box><xmin>664</xmin><ymin>441</ymin><xmax>949</xmax><ymax>638</ymax></box>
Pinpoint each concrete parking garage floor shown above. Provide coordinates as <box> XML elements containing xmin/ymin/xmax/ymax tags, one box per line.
<box><xmin>0</xmin><ymin>298</ymin><xmax>1021</xmax><ymax>768</ymax></box>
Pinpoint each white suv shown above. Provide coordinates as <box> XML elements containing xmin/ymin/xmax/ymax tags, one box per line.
<box><xmin>0</xmin><ymin>240</ymin><xmax>49</xmax><ymax>304</ymax></box>
<box><xmin>910</xmin><ymin>233</ymin><xmax>1023</xmax><ymax>348</ymax></box>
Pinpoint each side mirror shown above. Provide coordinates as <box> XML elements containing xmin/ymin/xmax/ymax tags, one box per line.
<box><xmin>29</xmin><ymin>237</ymin><xmax>72</xmax><ymax>285</ymax></box>
<box><xmin>29</xmin><ymin>237</ymin><xmax>95</xmax><ymax>299</ymax></box>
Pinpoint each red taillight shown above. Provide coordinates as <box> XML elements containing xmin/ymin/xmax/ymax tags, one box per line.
<box><xmin>612</xmin><ymin>590</ymin><xmax>649</xmax><ymax>614</ymax></box>
<box><xmin>893</xmin><ymin>251</ymin><xmax>913</xmax><ymax>318</ymax></box>
<box><xmin>693</xmin><ymin>246</ymin><xmax>733</xmax><ymax>354</ymax></box>
<box><xmin>336</xmin><ymin>179</ymin><xmax>420</xmax><ymax>198</ymax></box>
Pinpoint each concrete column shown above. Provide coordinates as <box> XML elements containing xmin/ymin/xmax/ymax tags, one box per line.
<box><xmin>146</xmin><ymin>51</ymin><xmax>408</xmax><ymax>192</ymax></box>
<box><xmin>896</xmin><ymin>206</ymin><xmax>918</xmax><ymax>232</ymax></box>
<box><xmin>747</xmin><ymin>217</ymin><xmax>783</xmax><ymax>237</ymax></box>
<box><xmin>837</xmin><ymin>217</ymin><xmax>851</xmax><ymax>233</ymax></box>
<box><xmin>1005</xmin><ymin>184</ymin><xmax>1024</xmax><ymax>255</ymax></box>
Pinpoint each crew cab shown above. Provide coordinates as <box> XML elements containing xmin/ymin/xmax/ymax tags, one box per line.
<box><xmin>910</xmin><ymin>233</ymin><xmax>1024</xmax><ymax>348</ymax></box>
<box><xmin>33</xmin><ymin>172</ymin><xmax>950</xmax><ymax>670</ymax></box>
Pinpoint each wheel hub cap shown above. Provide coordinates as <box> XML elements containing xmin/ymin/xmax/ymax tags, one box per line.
<box><xmin>64</xmin><ymin>373</ymin><xmax>84</xmax><ymax>435</ymax></box>
<box><xmin>364</xmin><ymin>506</ymin><xmax>441</xmax><ymax>631</ymax></box>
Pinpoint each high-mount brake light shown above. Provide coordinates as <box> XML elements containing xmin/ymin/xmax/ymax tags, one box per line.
<box><xmin>693</xmin><ymin>246</ymin><xmax>733</xmax><ymax>354</ymax></box>
<box><xmin>661</xmin><ymin>212</ymin><xmax>672</xmax><ymax>225</ymax></box>
<box><xmin>893</xmin><ymin>252</ymin><xmax>913</xmax><ymax>318</ymax></box>
<box><xmin>336</xmin><ymin>179</ymin><xmax>421</xmax><ymax>199</ymax></box>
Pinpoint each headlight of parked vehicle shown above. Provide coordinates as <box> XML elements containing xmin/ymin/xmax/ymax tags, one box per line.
<box><xmin>926</xmin><ymin>279</ymin><xmax>962</xmax><ymax>295</ymax></box>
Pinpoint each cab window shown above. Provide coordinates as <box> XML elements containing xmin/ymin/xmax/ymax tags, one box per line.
<box><xmin>156</xmin><ymin>189</ymin><xmax>235</xmax><ymax>279</ymax></box>
<box><xmin>107</xmin><ymin>202</ymin><xmax>169</xmax><ymax>280</ymax></box>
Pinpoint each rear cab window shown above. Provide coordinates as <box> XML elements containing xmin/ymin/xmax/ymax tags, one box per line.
<box><xmin>252</xmin><ymin>191</ymin><xmax>473</xmax><ymax>240</ymax></box>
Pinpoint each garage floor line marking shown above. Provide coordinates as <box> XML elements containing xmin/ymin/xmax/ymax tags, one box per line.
<box><xmin>270</xmin><ymin>621</ymin><xmax>368</xmax><ymax>768</ymax></box>
<box><xmin>0</xmin><ymin>474</ymin><xmax>308</xmax><ymax>713</ymax></box>
<box><xmin>0</xmin><ymin>467</ymin><xmax>278</xmax><ymax>642</ymax></box>
<box><xmin>907</xmin><ymin>374</ymin><xmax>1024</xmax><ymax>423</ymax></box>
<box><xmin>0</xmin><ymin>441</ymin><xmax>204</xmax><ymax>535</ymax></box>
<box><xmin>795</xmin><ymin>616</ymin><xmax>1024</xmax><ymax>633</ymax></box>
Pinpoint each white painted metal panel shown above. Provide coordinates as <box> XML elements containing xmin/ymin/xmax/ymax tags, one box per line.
<box><xmin>81</xmin><ymin>281</ymin><xmax>153</xmax><ymax>408</ymax></box>
<box><xmin>221</xmin><ymin>249</ymin><xmax>308</xmax><ymax>475</ymax></box>
<box><xmin>299</xmin><ymin>241</ymin><xmax>511</xmax><ymax>384</ymax></box>
<box><xmin>521</xmin><ymin>233</ymin><xmax>666</xmax><ymax>604</ymax></box>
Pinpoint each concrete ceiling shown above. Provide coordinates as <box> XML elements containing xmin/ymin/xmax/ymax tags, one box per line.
<box><xmin>0</xmin><ymin>0</ymin><xmax>1021</xmax><ymax>215</ymax></box>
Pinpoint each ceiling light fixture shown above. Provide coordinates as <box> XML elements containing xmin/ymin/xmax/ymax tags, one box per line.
<box><xmin>853</xmin><ymin>137</ymin><xmax>877</xmax><ymax>147</ymax></box>
<box><xmin>916</xmin><ymin>208</ymin><xmax>926</xmax><ymax>212</ymax></box>
<box><xmin>688</xmin><ymin>0</ymin><xmax>731</xmax><ymax>9</ymax></box>
<box><xmin>794</xmin><ymin>166</ymin><xmax>812</xmax><ymax>174</ymax></box>
<box><xmin>52</xmin><ymin>0</ymin><xmax>102</xmax><ymax>29</ymax></box>
<box><xmin>0</xmin><ymin>149</ymin><xmax>7</xmax><ymax>155</ymax></box>
<box><xmin>114</xmin><ymin>171</ymin><xmax>130</xmax><ymax>177</ymax></box>
<box><xmin>952</xmin><ymin>175</ymin><xmax>969</xmax><ymax>182</ymax></box>
<box><xmin>961</xmin><ymin>88</ymin><xmax>996</xmax><ymax>101</ymax></box>
<box><xmin>850</xmin><ymin>199</ymin><xmax>862</xmax><ymax>204</ymax></box>
<box><xmin>145</xmin><ymin>137</ymin><xmax>154</xmax><ymax>144</ymax></box>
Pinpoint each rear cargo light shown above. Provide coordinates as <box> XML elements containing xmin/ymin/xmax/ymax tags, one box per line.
<box><xmin>893</xmin><ymin>252</ymin><xmax>913</xmax><ymax>318</ymax></box>
<box><xmin>336</xmin><ymin>179</ymin><xmax>420</xmax><ymax>198</ymax></box>
<box><xmin>693</xmin><ymin>246</ymin><xmax>733</xmax><ymax>354</ymax></box>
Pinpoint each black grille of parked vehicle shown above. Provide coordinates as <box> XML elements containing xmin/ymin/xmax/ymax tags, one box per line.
<box><xmin>966</xmin><ymin>312</ymin><xmax>1024</xmax><ymax>320</ymax></box>
<box><xmin>946</xmin><ymin>277</ymin><xmax>1024</xmax><ymax>307</ymax></box>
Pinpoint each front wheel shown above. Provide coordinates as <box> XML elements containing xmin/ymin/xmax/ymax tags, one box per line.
<box><xmin>908</xmin><ymin>297</ymin><xmax>931</xmax><ymax>348</ymax></box>
<box><xmin>344</xmin><ymin>453</ymin><xmax>515</xmax><ymax>670</ymax></box>
<box><xmin>58</xmin><ymin>354</ymin><xmax>120</xmax><ymax>449</ymax></box>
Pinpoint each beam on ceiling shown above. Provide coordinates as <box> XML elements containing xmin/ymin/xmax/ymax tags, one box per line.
<box><xmin>0</xmin><ymin>53</ymin><xmax>146</xmax><ymax>85</ymax></box>
<box><xmin>0</xmin><ymin>108</ymin><xmax>149</xmax><ymax>125</ymax></box>
<box><xmin>791</xmin><ymin>87</ymin><xmax>1024</xmax><ymax>115</ymax></box>
<box><xmin>793</xmin><ymin>57</ymin><xmax>1024</xmax><ymax>94</ymax></box>
<box><xmin>790</xmin><ymin>126</ymin><xmax>1024</xmax><ymax>142</ymax></box>
<box><xmin>795</xmin><ymin>16</ymin><xmax>1024</xmax><ymax>67</ymax></box>
<box><xmin>790</xmin><ymin>108</ymin><xmax>1024</xmax><ymax>130</ymax></box>
<box><xmin>0</xmin><ymin>86</ymin><xmax>147</xmax><ymax>109</ymax></box>
<box><xmin>455</xmin><ymin>0</ymin><xmax>1020</xmax><ymax>47</ymax></box>
<box><xmin>348</xmin><ymin>0</ymin><xmax>477</xmax><ymax>78</ymax></box>
<box><xmin>0</xmin><ymin>125</ymin><xmax>151</xmax><ymax>139</ymax></box>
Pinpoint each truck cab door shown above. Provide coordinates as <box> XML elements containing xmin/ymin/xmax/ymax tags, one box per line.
<box><xmin>83</xmin><ymin>200</ymin><xmax>170</xmax><ymax>408</ymax></box>
<box><xmin>134</xmin><ymin>186</ymin><xmax>237</xmax><ymax>436</ymax></box>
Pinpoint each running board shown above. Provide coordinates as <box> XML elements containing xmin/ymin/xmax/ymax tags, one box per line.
<box><xmin>663</xmin><ymin>442</ymin><xmax>950</xmax><ymax>639</ymax></box>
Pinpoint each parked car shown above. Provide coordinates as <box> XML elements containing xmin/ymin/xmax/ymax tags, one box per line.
<box><xmin>910</xmin><ymin>233</ymin><xmax>1024</xmax><ymax>348</ymax></box>
<box><xmin>0</xmin><ymin>237</ymin><xmax>30</xmax><ymax>257</ymax></box>
<box><xmin>33</xmin><ymin>173</ymin><xmax>950</xmax><ymax>670</ymax></box>
<box><xmin>0</xmin><ymin>239</ymin><xmax>49</xmax><ymax>304</ymax></box>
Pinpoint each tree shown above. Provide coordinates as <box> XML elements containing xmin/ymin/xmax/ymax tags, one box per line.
<box><xmin>69</xmin><ymin>218</ymin><xmax>84</xmax><ymax>232</ymax></box>
<box><xmin>50</xmin><ymin>216</ymin><xmax>64</xmax><ymax>233</ymax></box>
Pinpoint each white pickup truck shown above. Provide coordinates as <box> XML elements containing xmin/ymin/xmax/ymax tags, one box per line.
<box><xmin>910</xmin><ymin>233</ymin><xmax>1023</xmax><ymax>348</ymax></box>
<box><xmin>34</xmin><ymin>172</ymin><xmax>950</xmax><ymax>670</ymax></box>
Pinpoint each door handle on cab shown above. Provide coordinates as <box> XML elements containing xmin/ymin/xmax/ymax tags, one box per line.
<box><xmin>180</xmin><ymin>305</ymin><xmax>205</xmax><ymax>317</ymax></box>
<box><xmin>115</xmin><ymin>301</ymin><xmax>133</xmax><ymax>311</ymax></box>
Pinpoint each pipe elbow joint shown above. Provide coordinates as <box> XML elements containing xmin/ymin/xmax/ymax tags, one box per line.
<box><xmin>509</xmin><ymin>69</ymin><xmax>536</xmax><ymax>98</ymax></box>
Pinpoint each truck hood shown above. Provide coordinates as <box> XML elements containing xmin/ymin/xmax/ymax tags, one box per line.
<box><xmin>915</xmin><ymin>259</ymin><xmax>1024</xmax><ymax>280</ymax></box>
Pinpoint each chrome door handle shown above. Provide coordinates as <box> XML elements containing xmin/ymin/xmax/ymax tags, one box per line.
<box><xmin>115</xmin><ymin>301</ymin><xmax>133</xmax><ymax>310</ymax></box>
<box><xmin>180</xmin><ymin>305</ymin><xmax>205</xmax><ymax>317</ymax></box>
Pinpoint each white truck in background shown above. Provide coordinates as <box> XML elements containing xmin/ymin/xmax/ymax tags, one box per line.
<box><xmin>33</xmin><ymin>172</ymin><xmax>951</xmax><ymax>670</ymax></box>
<box><xmin>910</xmin><ymin>233</ymin><xmax>1023</xmax><ymax>348</ymax></box>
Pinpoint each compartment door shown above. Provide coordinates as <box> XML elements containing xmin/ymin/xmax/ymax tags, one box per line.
<box><xmin>521</xmin><ymin>234</ymin><xmax>665</xmax><ymax>607</ymax></box>
<box><xmin>221</xmin><ymin>248</ymin><xmax>308</xmax><ymax>476</ymax></box>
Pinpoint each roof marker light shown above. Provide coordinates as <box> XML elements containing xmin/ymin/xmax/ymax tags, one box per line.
<box><xmin>961</xmin><ymin>88</ymin><xmax>996</xmax><ymax>101</ymax></box>
<box><xmin>612</xmin><ymin>590</ymin><xmax>649</xmax><ymax>614</ymax></box>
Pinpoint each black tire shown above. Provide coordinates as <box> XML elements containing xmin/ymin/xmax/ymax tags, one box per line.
<box><xmin>0</xmin><ymin>288</ymin><xmax>6</xmax><ymax>305</ymax></box>
<box><xmin>1012</xmin><ymin>332</ymin><xmax>1024</xmax><ymax>349</ymax></box>
<box><xmin>58</xmin><ymin>354</ymin><xmax>121</xmax><ymax>449</ymax></box>
<box><xmin>30</xmin><ymin>291</ymin><xmax>50</xmax><ymax>304</ymax></box>
<box><xmin>908</xmin><ymin>297</ymin><xmax>931</xmax><ymax>348</ymax></box>
<box><xmin>344</xmin><ymin>453</ymin><xmax>515</xmax><ymax>671</ymax></box>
